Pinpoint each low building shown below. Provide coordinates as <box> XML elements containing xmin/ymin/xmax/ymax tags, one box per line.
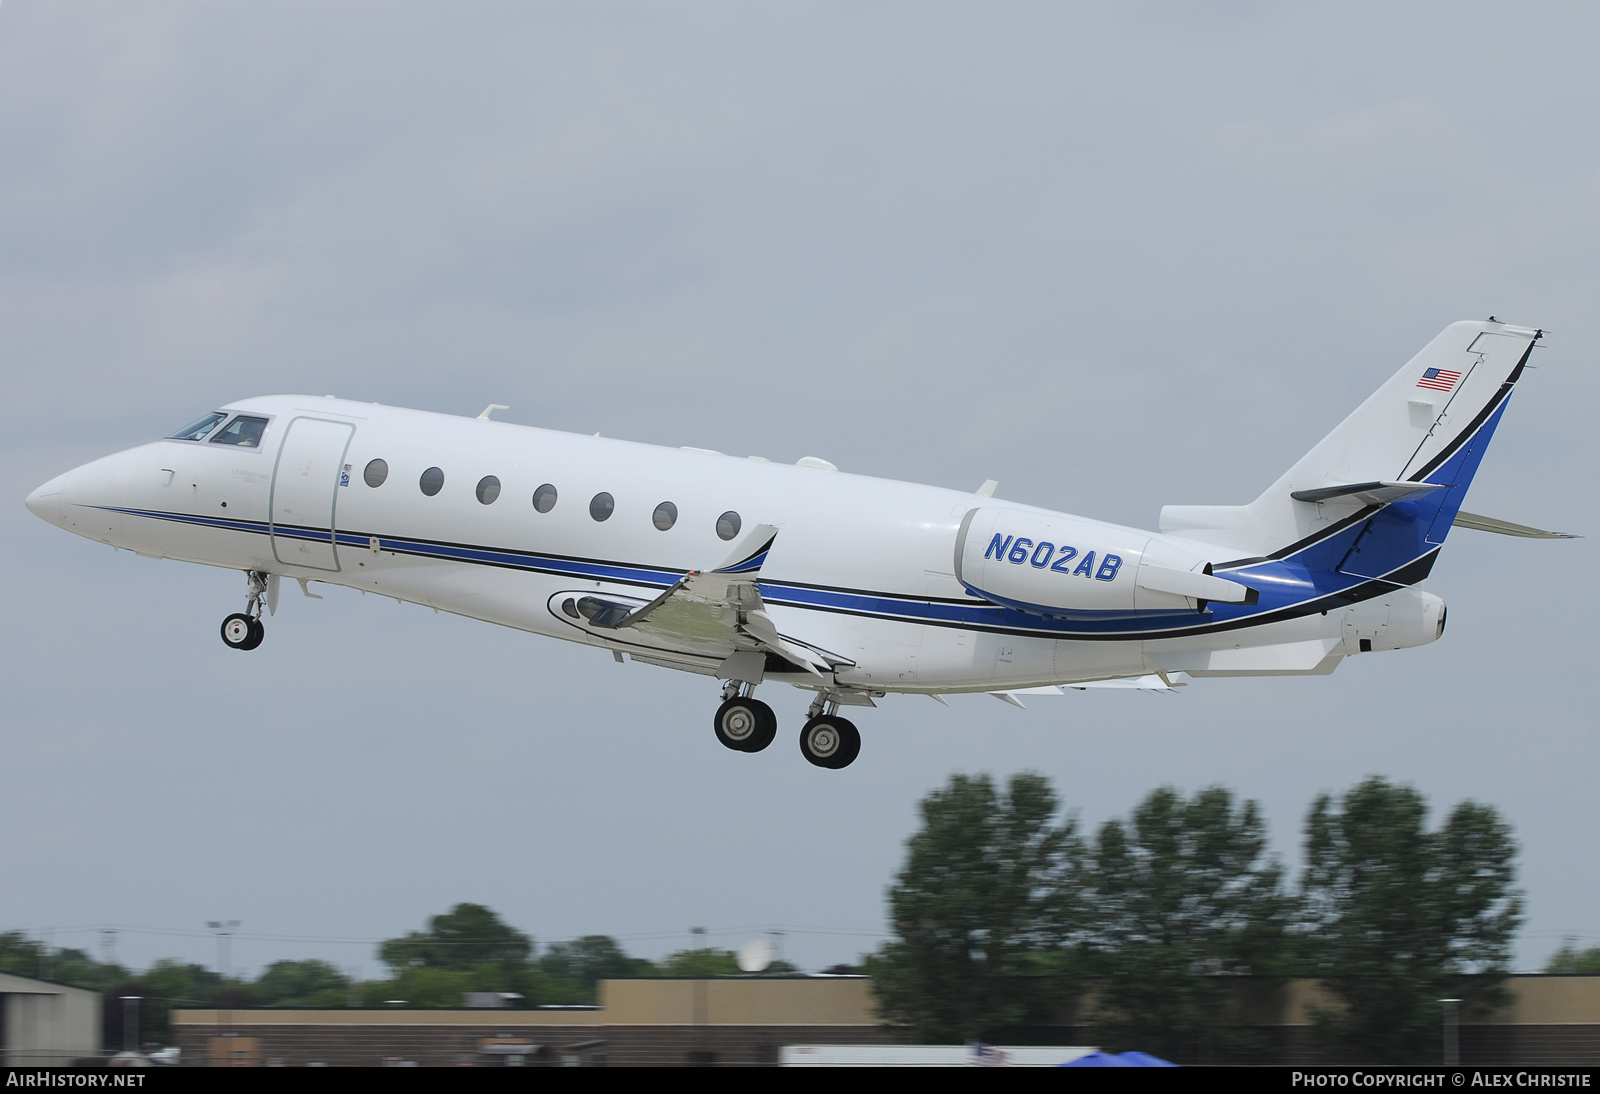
<box><xmin>171</xmin><ymin>974</ymin><xmax>1600</xmax><ymax>1066</ymax></box>
<box><xmin>173</xmin><ymin>977</ymin><xmax>887</xmax><ymax>1066</ymax></box>
<box><xmin>0</xmin><ymin>971</ymin><xmax>102</xmax><ymax>1066</ymax></box>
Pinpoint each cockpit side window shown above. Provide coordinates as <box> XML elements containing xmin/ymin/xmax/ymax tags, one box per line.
<box><xmin>209</xmin><ymin>415</ymin><xmax>270</xmax><ymax>448</ymax></box>
<box><xmin>168</xmin><ymin>412</ymin><xmax>228</xmax><ymax>442</ymax></box>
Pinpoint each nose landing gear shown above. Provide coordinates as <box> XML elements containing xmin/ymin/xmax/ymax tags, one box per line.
<box><xmin>220</xmin><ymin>570</ymin><xmax>272</xmax><ymax>651</ymax></box>
<box><xmin>220</xmin><ymin>613</ymin><xmax>263</xmax><ymax>650</ymax></box>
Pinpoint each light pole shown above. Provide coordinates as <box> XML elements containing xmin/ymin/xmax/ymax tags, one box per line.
<box><xmin>689</xmin><ymin>927</ymin><xmax>709</xmax><ymax>1061</ymax></box>
<box><xmin>207</xmin><ymin>920</ymin><xmax>242</xmax><ymax>980</ymax></box>
<box><xmin>119</xmin><ymin>995</ymin><xmax>141</xmax><ymax>1053</ymax></box>
<box><xmin>1441</xmin><ymin>998</ymin><xmax>1462</xmax><ymax>1065</ymax></box>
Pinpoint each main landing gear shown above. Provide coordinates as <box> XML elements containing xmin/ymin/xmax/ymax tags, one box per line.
<box><xmin>713</xmin><ymin>683</ymin><xmax>777</xmax><ymax>753</ymax></box>
<box><xmin>799</xmin><ymin>694</ymin><xmax>860</xmax><ymax>770</ymax></box>
<box><xmin>220</xmin><ymin>571</ymin><xmax>271</xmax><ymax>651</ymax></box>
<box><xmin>711</xmin><ymin>684</ymin><xmax>861</xmax><ymax>769</ymax></box>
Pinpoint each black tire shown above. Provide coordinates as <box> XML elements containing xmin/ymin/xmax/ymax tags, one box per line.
<box><xmin>745</xmin><ymin>704</ymin><xmax>778</xmax><ymax>753</ymax></box>
<box><xmin>799</xmin><ymin>716</ymin><xmax>860</xmax><ymax>769</ymax></box>
<box><xmin>221</xmin><ymin>613</ymin><xmax>254</xmax><ymax>650</ymax></box>
<box><xmin>241</xmin><ymin>618</ymin><xmax>265</xmax><ymax>651</ymax></box>
<box><xmin>833</xmin><ymin>718</ymin><xmax>861</xmax><ymax>767</ymax></box>
<box><xmin>714</xmin><ymin>697</ymin><xmax>774</xmax><ymax>752</ymax></box>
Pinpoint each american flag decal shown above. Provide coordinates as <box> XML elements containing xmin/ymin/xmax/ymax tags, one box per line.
<box><xmin>1416</xmin><ymin>367</ymin><xmax>1462</xmax><ymax>392</ymax></box>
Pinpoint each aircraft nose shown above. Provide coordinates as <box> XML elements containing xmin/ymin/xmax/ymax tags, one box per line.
<box><xmin>25</xmin><ymin>475</ymin><xmax>65</xmax><ymax>526</ymax></box>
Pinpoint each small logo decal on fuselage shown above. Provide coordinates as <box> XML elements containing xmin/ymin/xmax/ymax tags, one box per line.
<box><xmin>984</xmin><ymin>534</ymin><xmax>1122</xmax><ymax>581</ymax></box>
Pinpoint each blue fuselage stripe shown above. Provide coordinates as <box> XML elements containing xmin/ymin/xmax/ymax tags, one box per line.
<box><xmin>93</xmin><ymin>504</ymin><xmax>1422</xmax><ymax>641</ymax></box>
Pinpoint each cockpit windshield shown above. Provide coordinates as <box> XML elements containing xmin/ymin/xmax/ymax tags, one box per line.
<box><xmin>209</xmin><ymin>415</ymin><xmax>269</xmax><ymax>448</ymax></box>
<box><xmin>168</xmin><ymin>412</ymin><xmax>227</xmax><ymax>441</ymax></box>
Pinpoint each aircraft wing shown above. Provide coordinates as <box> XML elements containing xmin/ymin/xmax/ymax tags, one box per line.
<box><xmin>581</xmin><ymin>526</ymin><xmax>840</xmax><ymax>679</ymax></box>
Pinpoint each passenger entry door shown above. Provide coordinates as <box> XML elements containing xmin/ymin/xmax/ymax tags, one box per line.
<box><xmin>270</xmin><ymin>416</ymin><xmax>354</xmax><ymax>572</ymax></box>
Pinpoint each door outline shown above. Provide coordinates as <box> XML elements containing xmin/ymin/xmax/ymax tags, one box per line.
<box><xmin>269</xmin><ymin>416</ymin><xmax>355</xmax><ymax>572</ymax></box>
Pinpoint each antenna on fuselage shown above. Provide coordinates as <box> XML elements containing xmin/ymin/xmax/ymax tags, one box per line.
<box><xmin>477</xmin><ymin>404</ymin><xmax>509</xmax><ymax>421</ymax></box>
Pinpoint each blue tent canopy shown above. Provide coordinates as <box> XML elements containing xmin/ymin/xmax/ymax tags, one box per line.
<box><xmin>1061</xmin><ymin>1050</ymin><xmax>1176</xmax><ymax>1066</ymax></box>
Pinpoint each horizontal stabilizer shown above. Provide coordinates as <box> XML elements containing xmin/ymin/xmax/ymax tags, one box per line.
<box><xmin>1137</xmin><ymin>565</ymin><xmax>1258</xmax><ymax>605</ymax></box>
<box><xmin>1290</xmin><ymin>480</ymin><xmax>1446</xmax><ymax>506</ymax></box>
<box><xmin>1452</xmin><ymin>511</ymin><xmax>1578</xmax><ymax>539</ymax></box>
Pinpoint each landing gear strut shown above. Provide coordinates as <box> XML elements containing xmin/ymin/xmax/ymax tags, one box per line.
<box><xmin>220</xmin><ymin>570</ymin><xmax>271</xmax><ymax>651</ymax></box>
<box><xmin>713</xmin><ymin>681</ymin><xmax>776</xmax><ymax>753</ymax></box>
<box><xmin>799</xmin><ymin>695</ymin><xmax>860</xmax><ymax>769</ymax></box>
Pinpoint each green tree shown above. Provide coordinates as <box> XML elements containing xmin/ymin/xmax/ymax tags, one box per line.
<box><xmin>1084</xmin><ymin>786</ymin><xmax>1291</xmax><ymax>1062</ymax></box>
<box><xmin>360</xmin><ymin>967</ymin><xmax>478</xmax><ymax>1008</ymax></box>
<box><xmin>130</xmin><ymin>960</ymin><xmax>226</xmax><ymax>1043</ymax></box>
<box><xmin>868</xmin><ymin>772</ymin><xmax>1085</xmax><ymax>1041</ymax></box>
<box><xmin>539</xmin><ymin>936</ymin><xmax>657</xmax><ymax>1000</ymax></box>
<box><xmin>378</xmin><ymin>903</ymin><xmax>532</xmax><ymax>972</ymax></box>
<box><xmin>0</xmin><ymin>932</ymin><xmax>47</xmax><ymax>978</ymax></box>
<box><xmin>50</xmin><ymin>948</ymin><xmax>124</xmax><ymax>993</ymax></box>
<box><xmin>1300</xmin><ymin>777</ymin><xmax>1522</xmax><ymax>1063</ymax></box>
<box><xmin>254</xmin><ymin>959</ymin><xmax>351</xmax><ymax>1007</ymax></box>
<box><xmin>0</xmin><ymin>935</ymin><xmax>125</xmax><ymax>994</ymax></box>
<box><xmin>1543</xmin><ymin>941</ymin><xmax>1600</xmax><ymax>975</ymax></box>
<box><xmin>657</xmin><ymin>948</ymin><xmax>741</xmax><ymax>977</ymax></box>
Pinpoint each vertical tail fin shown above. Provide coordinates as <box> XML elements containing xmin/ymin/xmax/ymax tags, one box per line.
<box><xmin>1160</xmin><ymin>320</ymin><xmax>1541</xmax><ymax>570</ymax></box>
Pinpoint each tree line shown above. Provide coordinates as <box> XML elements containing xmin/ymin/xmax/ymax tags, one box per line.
<box><xmin>0</xmin><ymin>908</ymin><xmax>776</xmax><ymax>1047</ymax></box>
<box><xmin>866</xmin><ymin>773</ymin><xmax>1531</xmax><ymax>1063</ymax></box>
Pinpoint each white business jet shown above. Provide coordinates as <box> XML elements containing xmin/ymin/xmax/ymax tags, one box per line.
<box><xmin>26</xmin><ymin>319</ymin><xmax>1567</xmax><ymax>769</ymax></box>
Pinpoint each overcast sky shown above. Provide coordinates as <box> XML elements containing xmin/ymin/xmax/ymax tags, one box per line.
<box><xmin>2</xmin><ymin>2</ymin><xmax>1596</xmax><ymax>979</ymax></box>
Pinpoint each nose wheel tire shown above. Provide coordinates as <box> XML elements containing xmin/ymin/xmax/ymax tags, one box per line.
<box><xmin>714</xmin><ymin>697</ymin><xmax>777</xmax><ymax>753</ymax></box>
<box><xmin>221</xmin><ymin>613</ymin><xmax>264</xmax><ymax>651</ymax></box>
<box><xmin>799</xmin><ymin>716</ymin><xmax>860</xmax><ymax>769</ymax></box>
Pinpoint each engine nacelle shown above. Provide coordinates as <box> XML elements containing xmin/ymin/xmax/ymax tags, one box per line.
<box><xmin>953</xmin><ymin>507</ymin><xmax>1257</xmax><ymax>618</ymax></box>
<box><xmin>1340</xmin><ymin>587</ymin><xmax>1447</xmax><ymax>654</ymax></box>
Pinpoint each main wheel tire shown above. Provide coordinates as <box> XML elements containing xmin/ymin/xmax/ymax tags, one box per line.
<box><xmin>242</xmin><ymin>618</ymin><xmax>265</xmax><ymax>650</ymax></box>
<box><xmin>714</xmin><ymin>697</ymin><xmax>774</xmax><ymax>752</ymax></box>
<box><xmin>833</xmin><ymin>718</ymin><xmax>861</xmax><ymax>768</ymax></box>
<box><xmin>221</xmin><ymin>613</ymin><xmax>254</xmax><ymax>650</ymax></box>
<box><xmin>745</xmin><ymin>704</ymin><xmax>778</xmax><ymax>753</ymax></box>
<box><xmin>799</xmin><ymin>716</ymin><xmax>861</xmax><ymax>769</ymax></box>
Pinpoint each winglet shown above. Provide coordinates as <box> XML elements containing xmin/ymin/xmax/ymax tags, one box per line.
<box><xmin>715</xmin><ymin>524</ymin><xmax>779</xmax><ymax>574</ymax></box>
